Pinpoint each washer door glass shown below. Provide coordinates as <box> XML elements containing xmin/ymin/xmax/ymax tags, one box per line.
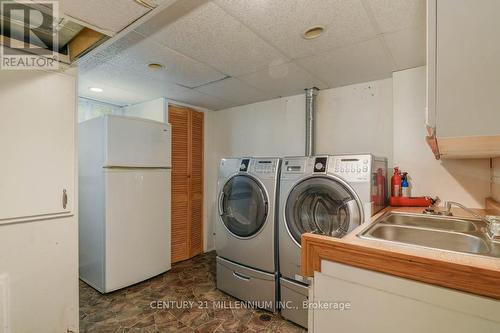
<box><xmin>285</xmin><ymin>176</ymin><xmax>362</xmax><ymax>245</ymax></box>
<box><xmin>220</xmin><ymin>175</ymin><xmax>268</xmax><ymax>237</ymax></box>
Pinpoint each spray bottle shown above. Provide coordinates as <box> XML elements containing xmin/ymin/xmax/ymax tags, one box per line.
<box><xmin>401</xmin><ymin>172</ymin><xmax>410</xmax><ymax>197</ymax></box>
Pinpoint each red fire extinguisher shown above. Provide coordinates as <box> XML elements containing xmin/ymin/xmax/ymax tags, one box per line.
<box><xmin>391</xmin><ymin>167</ymin><xmax>402</xmax><ymax>197</ymax></box>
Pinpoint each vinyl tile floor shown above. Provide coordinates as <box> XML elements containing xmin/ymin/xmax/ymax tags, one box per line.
<box><xmin>80</xmin><ymin>251</ymin><xmax>306</xmax><ymax>332</ymax></box>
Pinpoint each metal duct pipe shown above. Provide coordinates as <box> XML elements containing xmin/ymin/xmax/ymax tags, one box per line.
<box><xmin>305</xmin><ymin>87</ymin><xmax>319</xmax><ymax>156</ymax></box>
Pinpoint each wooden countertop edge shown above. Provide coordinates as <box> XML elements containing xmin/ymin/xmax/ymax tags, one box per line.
<box><xmin>486</xmin><ymin>197</ymin><xmax>500</xmax><ymax>215</ymax></box>
<box><xmin>301</xmin><ymin>233</ymin><xmax>500</xmax><ymax>300</ymax></box>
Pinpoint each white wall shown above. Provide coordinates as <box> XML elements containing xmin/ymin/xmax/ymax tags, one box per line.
<box><xmin>122</xmin><ymin>98</ymin><xmax>167</xmax><ymax>123</ymax></box>
<box><xmin>393</xmin><ymin>67</ymin><xmax>490</xmax><ymax>208</ymax></box>
<box><xmin>209</xmin><ymin>96</ymin><xmax>305</xmax><ymax>158</ymax></box>
<box><xmin>492</xmin><ymin>158</ymin><xmax>500</xmax><ymax>202</ymax></box>
<box><xmin>209</xmin><ymin>79</ymin><xmax>393</xmax><ymax>160</ymax></box>
<box><xmin>316</xmin><ymin>80</ymin><xmax>393</xmax><ymax>163</ymax></box>
<box><xmin>0</xmin><ymin>70</ymin><xmax>78</xmax><ymax>332</ymax></box>
<box><xmin>78</xmin><ymin>98</ymin><xmax>122</xmax><ymax>123</ymax></box>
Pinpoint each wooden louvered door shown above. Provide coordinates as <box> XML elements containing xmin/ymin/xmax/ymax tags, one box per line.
<box><xmin>189</xmin><ymin>110</ymin><xmax>204</xmax><ymax>257</ymax></box>
<box><xmin>168</xmin><ymin>105</ymin><xmax>204</xmax><ymax>263</ymax></box>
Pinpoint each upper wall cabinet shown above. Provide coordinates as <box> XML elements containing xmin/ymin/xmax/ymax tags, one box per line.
<box><xmin>426</xmin><ymin>0</ymin><xmax>500</xmax><ymax>159</ymax></box>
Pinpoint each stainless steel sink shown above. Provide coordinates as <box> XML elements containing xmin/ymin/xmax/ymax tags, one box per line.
<box><xmin>359</xmin><ymin>212</ymin><xmax>500</xmax><ymax>258</ymax></box>
<box><xmin>383</xmin><ymin>213</ymin><xmax>477</xmax><ymax>232</ymax></box>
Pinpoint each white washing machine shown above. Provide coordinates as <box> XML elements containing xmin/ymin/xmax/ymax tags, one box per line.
<box><xmin>216</xmin><ymin>157</ymin><xmax>281</xmax><ymax>311</ymax></box>
<box><xmin>278</xmin><ymin>154</ymin><xmax>387</xmax><ymax>327</ymax></box>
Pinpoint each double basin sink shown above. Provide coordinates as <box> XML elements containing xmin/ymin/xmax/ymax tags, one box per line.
<box><xmin>359</xmin><ymin>212</ymin><xmax>500</xmax><ymax>258</ymax></box>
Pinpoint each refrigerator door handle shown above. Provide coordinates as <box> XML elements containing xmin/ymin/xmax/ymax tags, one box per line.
<box><xmin>62</xmin><ymin>189</ymin><xmax>68</xmax><ymax>209</ymax></box>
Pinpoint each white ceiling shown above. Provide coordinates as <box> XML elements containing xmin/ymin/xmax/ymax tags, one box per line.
<box><xmin>78</xmin><ymin>0</ymin><xmax>426</xmax><ymax>109</ymax></box>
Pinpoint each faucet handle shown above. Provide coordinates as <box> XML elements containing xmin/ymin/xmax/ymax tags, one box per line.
<box><xmin>441</xmin><ymin>201</ymin><xmax>453</xmax><ymax>216</ymax></box>
<box><xmin>485</xmin><ymin>216</ymin><xmax>500</xmax><ymax>240</ymax></box>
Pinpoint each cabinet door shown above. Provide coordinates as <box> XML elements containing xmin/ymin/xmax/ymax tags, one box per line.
<box><xmin>436</xmin><ymin>0</ymin><xmax>500</xmax><ymax>137</ymax></box>
<box><xmin>314</xmin><ymin>261</ymin><xmax>500</xmax><ymax>333</ymax></box>
<box><xmin>0</xmin><ymin>70</ymin><xmax>75</xmax><ymax>224</ymax></box>
<box><xmin>426</xmin><ymin>0</ymin><xmax>437</xmax><ymax>131</ymax></box>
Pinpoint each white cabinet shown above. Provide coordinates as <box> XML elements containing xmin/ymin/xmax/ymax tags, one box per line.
<box><xmin>0</xmin><ymin>70</ymin><xmax>75</xmax><ymax>224</ymax></box>
<box><xmin>310</xmin><ymin>261</ymin><xmax>500</xmax><ymax>333</ymax></box>
<box><xmin>426</xmin><ymin>0</ymin><xmax>500</xmax><ymax>158</ymax></box>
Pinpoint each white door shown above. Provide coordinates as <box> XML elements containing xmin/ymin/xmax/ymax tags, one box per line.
<box><xmin>105</xmin><ymin>116</ymin><xmax>171</xmax><ymax>167</ymax></box>
<box><xmin>104</xmin><ymin>168</ymin><xmax>171</xmax><ymax>292</ymax></box>
<box><xmin>0</xmin><ymin>70</ymin><xmax>75</xmax><ymax>223</ymax></box>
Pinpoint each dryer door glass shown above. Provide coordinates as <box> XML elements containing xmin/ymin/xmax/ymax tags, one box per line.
<box><xmin>220</xmin><ymin>175</ymin><xmax>268</xmax><ymax>237</ymax></box>
<box><xmin>285</xmin><ymin>176</ymin><xmax>362</xmax><ymax>245</ymax></box>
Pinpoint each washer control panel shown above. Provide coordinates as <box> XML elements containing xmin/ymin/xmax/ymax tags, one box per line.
<box><xmin>313</xmin><ymin>157</ymin><xmax>328</xmax><ymax>173</ymax></box>
<box><xmin>331</xmin><ymin>155</ymin><xmax>371</xmax><ymax>182</ymax></box>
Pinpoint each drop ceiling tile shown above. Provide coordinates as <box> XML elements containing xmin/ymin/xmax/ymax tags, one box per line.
<box><xmin>383</xmin><ymin>26</ymin><xmax>426</xmax><ymax>70</ymax></box>
<box><xmin>238</xmin><ymin>62</ymin><xmax>328</xmax><ymax>98</ymax></box>
<box><xmin>110</xmin><ymin>32</ymin><xmax>226</xmax><ymax>88</ymax></box>
<box><xmin>195</xmin><ymin>78</ymin><xmax>272</xmax><ymax>106</ymax></box>
<box><xmin>170</xmin><ymin>89</ymin><xmax>235</xmax><ymax>111</ymax></box>
<box><xmin>79</xmin><ymin>78</ymin><xmax>150</xmax><ymax>106</ymax></box>
<box><xmin>215</xmin><ymin>0</ymin><xmax>376</xmax><ymax>59</ymax></box>
<box><xmin>296</xmin><ymin>38</ymin><xmax>395</xmax><ymax>88</ymax></box>
<box><xmin>80</xmin><ymin>61</ymin><xmax>232</xmax><ymax>110</ymax></box>
<box><xmin>79</xmin><ymin>30</ymin><xmax>226</xmax><ymax>88</ymax></box>
<box><xmin>77</xmin><ymin>32</ymin><xmax>145</xmax><ymax>72</ymax></box>
<box><xmin>364</xmin><ymin>0</ymin><xmax>425</xmax><ymax>33</ymax></box>
<box><xmin>61</xmin><ymin>0</ymin><xmax>149</xmax><ymax>34</ymax></box>
<box><xmin>136</xmin><ymin>1</ymin><xmax>287</xmax><ymax>76</ymax></box>
<box><xmin>80</xmin><ymin>66</ymin><xmax>169</xmax><ymax>104</ymax></box>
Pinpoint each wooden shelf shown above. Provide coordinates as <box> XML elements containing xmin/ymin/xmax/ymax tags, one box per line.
<box><xmin>437</xmin><ymin>135</ymin><xmax>500</xmax><ymax>159</ymax></box>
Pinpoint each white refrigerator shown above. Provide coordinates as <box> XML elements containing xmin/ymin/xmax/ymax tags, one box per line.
<box><xmin>79</xmin><ymin>115</ymin><xmax>171</xmax><ymax>293</ymax></box>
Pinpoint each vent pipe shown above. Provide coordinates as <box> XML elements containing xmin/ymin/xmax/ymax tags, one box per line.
<box><xmin>305</xmin><ymin>87</ymin><xmax>319</xmax><ymax>156</ymax></box>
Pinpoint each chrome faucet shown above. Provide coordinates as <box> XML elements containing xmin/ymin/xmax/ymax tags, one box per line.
<box><xmin>442</xmin><ymin>201</ymin><xmax>482</xmax><ymax>219</ymax></box>
<box><xmin>442</xmin><ymin>201</ymin><xmax>500</xmax><ymax>240</ymax></box>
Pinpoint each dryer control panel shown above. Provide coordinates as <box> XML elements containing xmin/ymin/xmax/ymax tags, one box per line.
<box><xmin>330</xmin><ymin>155</ymin><xmax>371</xmax><ymax>182</ymax></box>
<box><xmin>251</xmin><ymin>159</ymin><xmax>278</xmax><ymax>174</ymax></box>
<box><xmin>239</xmin><ymin>158</ymin><xmax>250</xmax><ymax>172</ymax></box>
